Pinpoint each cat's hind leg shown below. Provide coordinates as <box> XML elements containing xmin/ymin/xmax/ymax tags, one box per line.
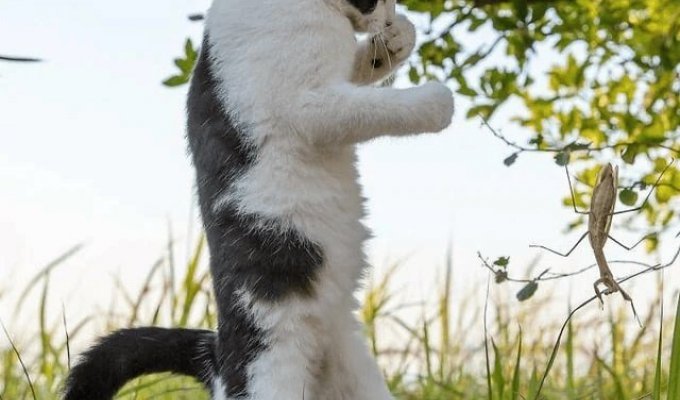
<box><xmin>242</xmin><ymin>296</ymin><xmax>329</xmax><ymax>400</ymax></box>
<box><xmin>318</xmin><ymin>313</ymin><xmax>394</xmax><ymax>400</ymax></box>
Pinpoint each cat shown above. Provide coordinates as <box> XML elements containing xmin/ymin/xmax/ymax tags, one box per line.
<box><xmin>63</xmin><ymin>0</ymin><xmax>454</xmax><ymax>398</ymax></box>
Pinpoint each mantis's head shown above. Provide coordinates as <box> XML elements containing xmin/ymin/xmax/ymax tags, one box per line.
<box><xmin>596</xmin><ymin>163</ymin><xmax>619</xmax><ymax>188</ymax></box>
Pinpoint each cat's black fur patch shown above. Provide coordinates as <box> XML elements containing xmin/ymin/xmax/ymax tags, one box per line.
<box><xmin>187</xmin><ymin>36</ymin><xmax>325</xmax><ymax>302</ymax></box>
<box><xmin>63</xmin><ymin>328</ymin><xmax>215</xmax><ymax>400</ymax></box>
<box><xmin>186</xmin><ymin>35</ymin><xmax>325</xmax><ymax>396</ymax></box>
<box><xmin>348</xmin><ymin>0</ymin><xmax>380</xmax><ymax>14</ymax></box>
<box><xmin>212</xmin><ymin>291</ymin><xmax>266</xmax><ymax>397</ymax></box>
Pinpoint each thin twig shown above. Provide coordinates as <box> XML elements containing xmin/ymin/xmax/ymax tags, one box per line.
<box><xmin>478</xmin><ymin>253</ymin><xmax>656</xmax><ymax>283</ymax></box>
<box><xmin>480</xmin><ymin>117</ymin><xmax>680</xmax><ymax>155</ymax></box>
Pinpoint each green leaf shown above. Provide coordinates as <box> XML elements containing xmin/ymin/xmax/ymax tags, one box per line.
<box><xmin>512</xmin><ymin>0</ymin><xmax>529</xmax><ymax>22</ymax></box>
<box><xmin>457</xmin><ymin>85</ymin><xmax>477</xmax><ymax>97</ymax></box>
<box><xmin>163</xmin><ymin>38</ymin><xmax>199</xmax><ymax>88</ymax></box>
<box><xmin>184</xmin><ymin>38</ymin><xmax>197</xmax><ymax>60</ymax></box>
<box><xmin>619</xmin><ymin>189</ymin><xmax>639</xmax><ymax>206</ymax></box>
<box><xmin>645</xmin><ymin>234</ymin><xmax>659</xmax><ymax>252</ymax></box>
<box><xmin>529</xmin><ymin>135</ymin><xmax>543</xmax><ymax>146</ymax></box>
<box><xmin>495</xmin><ymin>270</ymin><xmax>508</xmax><ymax>284</ymax></box>
<box><xmin>504</xmin><ymin>152</ymin><xmax>519</xmax><ymax>167</ymax></box>
<box><xmin>462</xmin><ymin>51</ymin><xmax>484</xmax><ymax>67</ymax></box>
<box><xmin>163</xmin><ymin>75</ymin><xmax>189</xmax><ymax>87</ymax></box>
<box><xmin>408</xmin><ymin>66</ymin><xmax>420</xmax><ymax>84</ymax></box>
<box><xmin>516</xmin><ymin>281</ymin><xmax>538</xmax><ymax>301</ymax></box>
<box><xmin>554</xmin><ymin>151</ymin><xmax>570</xmax><ymax>166</ymax></box>
<box><xmin>467</xmin><ymin>104</ymin><xmax>495</xmax><ymax>119</ymax></box>
<box><xmin>468</xmin><ymin>15</ymin><xmax>486</xmax><ymax>31</ymax></box>
<box><xmin>494</xmin><ymin>257</ymin><xmax>510</xmax><ymax>268</ymax></box>
<box><xmin>621</xmin><ymin>144</ymin><xmax>644</xmax><ymax>165</ymax></box>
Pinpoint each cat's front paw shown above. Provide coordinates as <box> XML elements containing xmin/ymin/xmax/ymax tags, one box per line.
<box><xmin>382</xmin><ymin>14</ymin><xmax>416</xmax><ymax>63</ymax></box>
<box><xmin>416</xmin><ymin>82</ymin><xmax>455</xmax><ymax>133</ymax></box>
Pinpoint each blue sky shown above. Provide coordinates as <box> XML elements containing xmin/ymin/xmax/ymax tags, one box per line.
<box><xmin>1</xmin><ymin>0</ymin><xmax>677</xmax><ymax>330</ymax></box>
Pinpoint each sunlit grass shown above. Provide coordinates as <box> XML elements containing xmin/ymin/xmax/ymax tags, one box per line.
<box><xmin>1</xmin><ymin>239</ymin><xmax>679</xmax><ymax>399</ymax></box>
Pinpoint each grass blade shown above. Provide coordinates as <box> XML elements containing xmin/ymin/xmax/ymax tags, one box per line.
<box><xmin>178</xmin><ymin>236</ymin><xmax>205</xmax><ymax>327</ymax></box>
<box><xmin>62</xmin><ymin>304</ymin><xmax>72</xmax><ymax>371</ymax></box>
<box><xmin>566</xmin><ymin>306</ymin><xmax>576</xmax><ymax>397</ymax></box>
<box><xmin>39</xmin><ymin>273</ymin><xmax>53</xmax><ymax>383</ymax></box>
<box><xmin>653</xmin><ymin>297</ymin><xmax>663</xmax><ymax>400</ymax></box>
<box><xmin>484</xmin><ymin>275</ymin><xmax>493</xmax><ymax>400</ymax></box>
<box><xmin>0</xmin><ymin>320</ymin><xmax>37</xmax><ymax>400</ymax></box>
<box><xmin>421</xmin><ymin>309</ymin><xmax>433</xmax><ymax>381</ymax></box>
<box><xmin>511</xmin><ymin>328</ymin><xmax>522</xmax><ymax>400</ymax></box>
<box><xmin>492</xmin><ymin>339</ymin><xmax>505</xmax><ymax>400</ymax></box>
<box><xmin>438</xmin><ymin>244</ymin><xmax>453</xmax><ymax>382</ymax></box>
<box><xmin>669</xmin><ymin>293</ymin><xmax>680</xmax><ymax>399</ymax></box>
<box><xmin>533</xmin><ymin>295</ymin><xmax>597</xmax><ymax>400</ymax></box>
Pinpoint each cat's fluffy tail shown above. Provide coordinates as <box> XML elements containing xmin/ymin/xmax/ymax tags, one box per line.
<box><xmin>63</xmin><ymin>327</ymin><xmax>216</xmax><ymax>400</ymax></box>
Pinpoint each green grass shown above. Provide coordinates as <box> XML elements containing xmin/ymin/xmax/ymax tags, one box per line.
<box><xmin>1</xmin><ymin>239</ymin><xmax>679</xmax><ymax>399</ymax></box>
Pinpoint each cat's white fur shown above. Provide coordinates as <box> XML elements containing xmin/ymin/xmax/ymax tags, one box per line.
<box><xmin>205</xmin><ymin>0</ymin><xmax>454</xmax><ymax>398</ymax></box>
<box><xmin>212</xmin><ymin>378</ymin><xmax>229</xmax><ymax>400</ymax></box>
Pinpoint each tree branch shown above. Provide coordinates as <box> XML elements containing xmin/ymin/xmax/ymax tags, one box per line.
<box><xmin>0</xmin><ymin>55</ymin><xmax>42</xmax><ymax>63</ymax></box>
<box><xmin>480</xmin><ymin>117</ymin><xmax>680</xmax><ymax>156</ymax></box>
<box><xmin>472</xmin><ymin>0</ymin><xmax>559</xmax><ymax>7</ymax></box>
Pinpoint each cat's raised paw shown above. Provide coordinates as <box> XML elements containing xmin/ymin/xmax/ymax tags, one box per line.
<box><xmin>416</xmin><ymin>82</ymin><xmax>455</xmax><ymax>133</ymax></box>
<box><xmin>383</xmin><ymin>15</ymin><xmax>416</xmax><ymax>62</ymax></box>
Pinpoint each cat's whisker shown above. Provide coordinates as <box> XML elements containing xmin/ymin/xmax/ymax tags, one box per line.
<box><xmin>378</xmin><ymin>33</ymin><xmax>392</xmax><ymax>71</ymax></box>
<box><xmin>370</xmin><ymin>35</ymin><xmax>379</xmax><ymax>80</ymax></box>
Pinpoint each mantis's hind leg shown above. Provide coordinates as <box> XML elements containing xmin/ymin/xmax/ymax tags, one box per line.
<box><xmin>607</xmin><ymin>234</ymin><xmax>653</xmax><ymax>251</ymax></box>
<box><xmin>530</xmin><ymin>231</ymin><xmax>588</xmax><ymax>257</ymax></box>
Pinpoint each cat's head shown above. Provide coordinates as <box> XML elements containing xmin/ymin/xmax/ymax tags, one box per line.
<box><xmin>343</xmin><ymin>0</ymin><xmax>396</xmax><ymax>34</ymax></box>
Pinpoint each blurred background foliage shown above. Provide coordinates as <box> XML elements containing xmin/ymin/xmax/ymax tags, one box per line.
<box><xmin>400</xmin><ymin>0</ymin><xmax>679</xmax><ymax>249</ymax></box>
<box><xmin>2</xmin><ymin>242</ymin><xmax>680</xmax><ymax>399</ymax></box>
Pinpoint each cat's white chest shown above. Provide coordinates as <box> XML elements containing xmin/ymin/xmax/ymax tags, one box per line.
<box><xmin>232</xmin><ymin>142</ymin><xmax>369</xmax><ymax>290</ymax></box>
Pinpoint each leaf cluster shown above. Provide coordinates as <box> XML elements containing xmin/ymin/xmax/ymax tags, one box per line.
<box><xmin>404</xmin><ymin>0</ymin><xmax>680</xmax><ymax>235</ymax></box>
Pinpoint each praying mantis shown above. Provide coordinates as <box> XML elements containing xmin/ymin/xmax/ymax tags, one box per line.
<box><xmin>530</xmin><ymin>161</ymin><xmax>674</xmax><ymax>305</ymax></box>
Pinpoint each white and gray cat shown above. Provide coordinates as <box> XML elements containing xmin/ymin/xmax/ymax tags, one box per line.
<box><xmin>64</xmin><ymin>0</ymin><xmax>453</xmax><ymax>398</ymax></box>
